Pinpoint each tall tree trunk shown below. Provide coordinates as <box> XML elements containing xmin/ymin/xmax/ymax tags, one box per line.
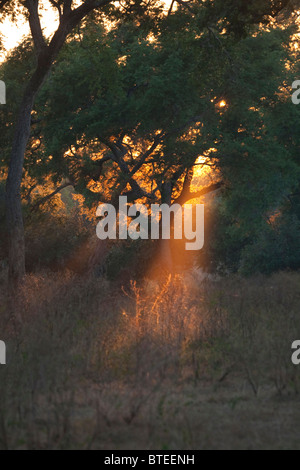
<box><xmin>5</xmin><ymin>62</ymin><xmax>51</xmax><ymax>285</ymax></box>
<box><xmin>6</xmin><ymin>89</ymin><xmax>36</xmax><ymax>285</ymax></box>
<box><xmin>4</xmin><ymin>0</ymin><xmax>113</xmax><ymax>286</ymax></box>
<box><xmin>4</xmin><ymin>0</ymin><xmax>116</xmax><ymax>286</ymax></box>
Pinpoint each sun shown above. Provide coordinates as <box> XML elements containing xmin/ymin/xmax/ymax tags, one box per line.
<box><xmin>218</xmin><ymin>100</ymin><xmax>227</xmax><ymax>108</ymax></box>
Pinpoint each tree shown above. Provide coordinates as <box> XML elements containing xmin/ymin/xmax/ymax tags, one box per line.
<box><xmin>1</xmin><ymin>0</ymin><xmax>298</xmax><ymax>282</ymax></box>
<box><xmin>1</xmin><ymin>0</ymin><xmax>167</xmax><ymax>285</ymax></box>
<box><xmin>1</xmin><ymin>0</ymin><xmax>115</xmax><ymax>285</ymax></box>
<box><xmin>19</xmin><ymin>12</ymin><xmax>299</xmax><ymax>272</ymax></box>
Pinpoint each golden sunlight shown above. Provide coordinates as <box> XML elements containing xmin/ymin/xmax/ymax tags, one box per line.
<box><xmin>0</xmin><ymin>0</ymin><xmax>172</xmax><ymax>59</ymax></box>
<box><xmin>218</xmin><ymin>100</ymin><xmax>227</xmax><ymax>108</ymax></box>
<box><xmin>0</xmin><ymin>5</ymin><xmax>58</xmax><ymax>59</ymax></box>
<box><xmin>193</xmin><ymin>156</ymin><xmax>209</xmax><ymax>180</ymax></box>
<box><xmin>192</xmin><ymin>149</ymin><xmax>217</xmax><ymax>183</ymax></box>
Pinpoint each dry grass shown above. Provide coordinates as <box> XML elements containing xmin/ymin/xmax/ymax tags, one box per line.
<box><xmin>0</xmin><ymin>269</ymin><xmax>300</xmax><ymax>449</ymax></box>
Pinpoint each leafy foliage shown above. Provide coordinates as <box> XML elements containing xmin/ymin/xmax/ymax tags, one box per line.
<box><xmin>0</xmin><ymin>0</ymin><xmax>299</xmax><ymax>275</ymax></box>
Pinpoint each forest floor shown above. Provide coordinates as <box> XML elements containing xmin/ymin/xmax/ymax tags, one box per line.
<box><xmin>0</xmin><ymin>268</ymin><xmax>300</xmax><ymax>449</ymax></box>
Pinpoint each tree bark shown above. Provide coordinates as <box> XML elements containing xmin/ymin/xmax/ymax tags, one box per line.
<box><xmin>5</xmin><ymin>56</ymin><xmax>54</xmax><ymax>285</ymax></box>
<box><xmin>5</xmin><ymin>0</ymin><xmax>113</xmax><ymax>286</ymax></box>
<box><xmin>6</xmin><ymin>89</ymin><xmax>36</xmax><ymax>284</ymax></box>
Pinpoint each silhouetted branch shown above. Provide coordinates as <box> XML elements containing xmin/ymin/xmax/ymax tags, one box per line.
<box><xmin>31</xmin><ymin>181</ymin><xmax>73</xmax><ymax>211</ymax></box>
<box><xmin>174</xmin><ymin>181</ymin><xmax>224</xmax><ymax>205</ymax></box>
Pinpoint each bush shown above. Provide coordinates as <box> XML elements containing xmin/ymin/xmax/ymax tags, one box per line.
<box><xmin>240</xmin><ymin>213</ymin><xmax>300</xmax><ymax>275</ymax></box>
<box><xmin>24</xmin><ymin>208</ymin><xmax>91</xmax><ymax>271</ymax></box>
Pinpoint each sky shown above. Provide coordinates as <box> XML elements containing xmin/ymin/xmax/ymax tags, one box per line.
<box><xmin>0</xmin><ymin>4</ymin><xmax>58</xmax><ymax>54</ymax></box>
<box><xmin>0</xmin><ymin>0</ymin><xmax>172</xmax><ymax>59</ymax></box>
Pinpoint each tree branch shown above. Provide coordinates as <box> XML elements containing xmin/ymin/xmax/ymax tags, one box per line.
<box><xmin>129</xmin><ymin>133</ymin><xmax>164</xmax><ymax>177</ymax></box>
<box><xmin>63</xmin><ymin>0</ymin><xmax>72</xmax><ymax>15</ymax></box>
<box><xmin>174</xmin><ymin>0</ymin><xmax>194</xmax><ymax>13</ymax></box>
<box><xmin>31</xmin><ymin>181</ymin><xmax>73</xmax><ymax>211</ymax></box>
<box><xmin>167</xmin><ymin>0</ymin><xmax>175</xmax><ymax>16</ymax></box>
<box><xmin>49</xmin><ymin>0</ymin><xmax>63</xmax><ymax>20</ymax></box>
<box><xmin>174</xmin><ymin>181</ymin><xmax>224</xmax><ymax>205</ymax></box>
<box><xmin>69</xmin><ymin>0</ymin><xmax>112</xmax><ymax>27</ymax></box>
<box><xmin>40</xmin><ymin>0</ymin><xmax>112</xmax><ymax>67</ymax></box>
<box><xmin>0</xmin><ymin>0</ymin><xmax>10</xmax><ymax>11</ymax></box>
<box><xmin>207</xmin><ymin>26</ymin><xmax>235</xmax><ymax>73</ymax></box>
<box><xmin>25</xmin><ymin>0</ymin><xmax>47</xmax><ymax>55</ymax></box>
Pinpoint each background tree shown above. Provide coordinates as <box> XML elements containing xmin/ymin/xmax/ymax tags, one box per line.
<box><xmin>1</xmin><ymin>0</ymin><xmax>166</xmax><ymax>285</ymax></box>
<box><xmin>1</xmin><ymin>0</ymin><xmax>299</xmax><ymax>280</ymax></box>
<box><xmin>23</xmin><ymin>12</ymin><xmax>300</xmax><ymax>273</ymax></box>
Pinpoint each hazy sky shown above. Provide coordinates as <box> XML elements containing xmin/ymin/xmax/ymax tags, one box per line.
<box><xmin>0</xmin><ymin>1</ymin><xmax>172</xmax><ymax>58</ymax></box>
<box><xmin>1</xmin><ymin>5</ymin><xmax>58</xmax><ymax>52</ymax></box>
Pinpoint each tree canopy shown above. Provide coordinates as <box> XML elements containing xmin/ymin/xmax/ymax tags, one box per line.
<box><xmin>0</xmin><ymin>0</ymin><xmax>300</xmax><ymax>277</ymax></box>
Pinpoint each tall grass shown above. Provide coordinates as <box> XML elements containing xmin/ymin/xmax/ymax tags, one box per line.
<box><xmin>0</xmin><ymin>269</ymin><xmax>300</xmax><ymax>449</ymax></box>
